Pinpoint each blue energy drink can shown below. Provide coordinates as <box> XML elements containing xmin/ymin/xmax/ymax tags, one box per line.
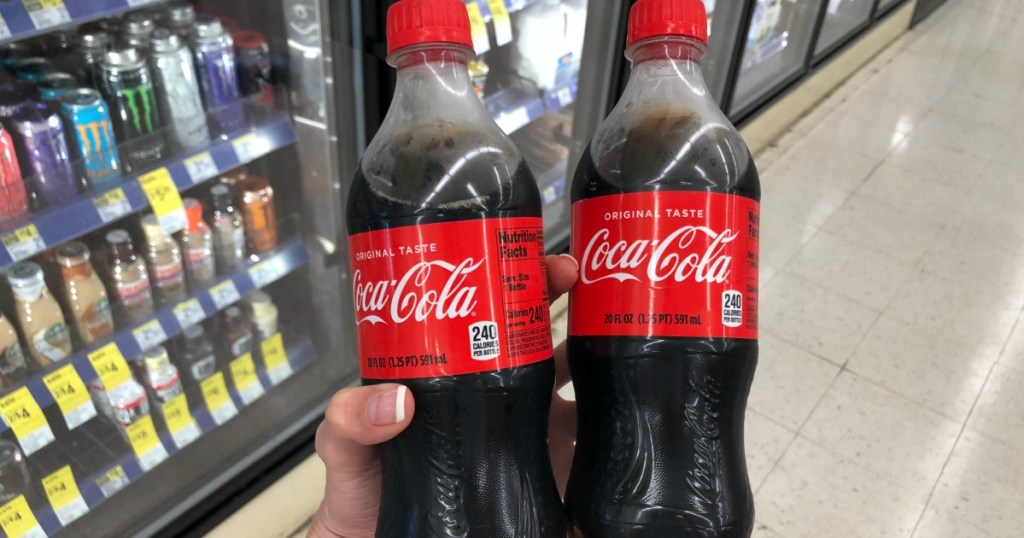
<box><xmin>37</xmin><ymin>72</ymin><xmax>78</xmax><ymax>103</ymax></box>
<box><xmin>12</xmin><ymin>57</ymin><xmax>52</xmax><ymax>82</ymax></box>
<box><xmin>61</xmin><ymin>88</ymin><xmax>121</xmax><ymax>188</ymax></box>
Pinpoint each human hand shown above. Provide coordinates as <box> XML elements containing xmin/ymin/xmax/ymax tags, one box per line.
<box><xmin>309</xmin><ymin>254</ymin><xmax>579</xmax><ymax>538</ymax></box>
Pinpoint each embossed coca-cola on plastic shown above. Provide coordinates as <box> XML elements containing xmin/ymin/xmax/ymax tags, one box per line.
<box><xmin>566</xmin><ymin>0</ymin><xmax>761</xmax><ymax>536</ymax></box>
<box><xmin>345</xmin><ymin>0</ymin><xmax>565</xmax><ymax>536</ymax></box>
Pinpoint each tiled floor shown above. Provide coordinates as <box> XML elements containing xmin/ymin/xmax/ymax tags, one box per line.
<box><xmin>749</xmin><ymin>1</ymin><xmax>1024</xmax><ymax>536</ymax></box>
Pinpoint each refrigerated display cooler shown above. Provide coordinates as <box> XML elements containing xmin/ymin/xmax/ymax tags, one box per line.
<box><xmin>0</xmin><ymin>0</ymin><xmax>360</xmax><ymax>535</ymax></box>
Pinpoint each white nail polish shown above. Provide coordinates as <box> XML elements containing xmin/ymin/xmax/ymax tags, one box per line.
<box><xmin>395</xmin><ymin>386</ymin><xmax>408</xmax><ymax>423</ymax></box>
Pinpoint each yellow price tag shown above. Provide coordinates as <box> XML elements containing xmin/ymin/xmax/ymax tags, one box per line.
<box><xmin>88</xmin><ymin>343</ymin><xmax>132</xmax><ymax>389</ymax></box>
<box><xmin>96</xmin><ymin>466</ymin><xmax>129</xmax><ymax>498</ymax></box>
<box><xmin>138</xmin><ymin>168</ymin><xmax>182</xmax><ymax>218</ymax></box>
<box><xmin>0</xmin><ymin>495</ymin><xmax>43</xmax><ymax>538</ymax></box>
<box><xmin>261</xmin><ymin>333</ymin><xmax>287</xmax><ymax>370</ymax></box>
<box><xmin>230</xmin><ymin>353</ymin><xmax>264</xmax><ymax>405</ymax></box>
<box><xmin>42</xmin><ymin>465</ymin><xmax>82</xmax><ymax>511</ymax></box>
<box><xmin>43</xmin><ymin>365</ymin><xmax>97</xmax><ymax>430</ymax></box>
<box><xmin>126</xmin><ymin>415</ymin><xmax>160</xmax><ymax>455</ymax></box>
<box><xmin>486</xmin><ymin>0</ymin><xmax>513</xmax><ymax>45</ymax></box>
<box><xmin>28</xmin><ymin>0</ymin><xmax>64</xmax><ymax>9</ymax></box>
<box><xmin>465</xmin><ymin>2</ymin><xmax>490</xmax><ymax>54</ymax></box>
<box><xmin>0</xmin><ymin>388</ymin><xmax>54</xmax><ymax>455</ymax></box>
<box><xmin>93</xmin><ymin>187</ymin><xmax>132</xmax><ymax>223</ymax></box>
<box><xmin>201</xmin><ymin>373</ymin><xmax>230</xmax><ymax>410</ymax></box>
<box><xmin>162</xmin><ymin>394</ymin><xmax>193</xmax><ymax>434</ymax></box>
<box><xmin>1</xmin><ymin>224</ymin><xmax>45</xmax><ymax>262</ymax></box>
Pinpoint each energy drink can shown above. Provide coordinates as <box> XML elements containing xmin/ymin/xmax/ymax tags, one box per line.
<box><xmin>61</xmin><ymin>88</ymin><xmax>122</xmax><ymax>188</ymax></box>
<box><xmin>37</xmin><ymin>72</ymin><xmax>78</xmax><ymax>103</ymax></box>
<box><xmin>150</xmin><ymin>28</ymin><xmax>210</xmax><ymax>150</ymax></box>
<box><xmin>121</xmin><ymin>12</ymin><xmax>155</xmax><ymax>51</ymax></box>
<box><xmin>0</xmin><ymin>125</ymin><xmax>28</xmax><ymax>223</ymax></box>
<box><xmin>192</xmin><ymin>15</ymin><xmax>246</xmax><ymax>136</ymax></box>
<box><xmin>233</xmin><ymin>30</ymin><xmax>274</xmax><ymax>108</ymax></box>
<box><xmin>99</xmin><ymin>47</ymin><xmax>168</xmax><ymax>169</ymax></box>
<box><xmin>75</xmin><ymin>31</ymin><xmax>112</xmax><ymax>87</ymax></box>
<box><xmin>164</xmin><ymin>2</ymin><xmax>196</xmax><ymax>39</ymax></box>
<box><xmin>0</xmin><ymin>43</ymin><xmax>30</xmax><ymax>70</ymax></box>
<box><xmin>12</xmin><ymin>57</ymin><xmax>52</xmax><ymax>82</ymax></box>
<box><xmin>11</xmin><ymin>102</ymin><xmax>79</xmax><ymax>205</ymax></box>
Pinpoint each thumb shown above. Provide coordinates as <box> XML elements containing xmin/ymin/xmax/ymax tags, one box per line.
<box><xmin>315</xmin><ymin>384</ymin><xmax>415</xmax><ymax>476</ymax></box>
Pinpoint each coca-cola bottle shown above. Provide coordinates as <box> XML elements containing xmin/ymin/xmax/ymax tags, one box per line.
<box><xmin>565</xmin><ymin>1</ymin><xmax>760</xmax><ymax>537</ymax></box>
<box><xmin>345</xmin><ymin>1</ymin><xmax>563</xmax><ymax>536</ymax></box>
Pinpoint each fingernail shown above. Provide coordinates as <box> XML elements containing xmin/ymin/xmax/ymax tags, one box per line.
<box><xmin>558</xmin><ymin>254</ymin><xmax>579</xmax><ymax>273</ymax></box>
<box><xmin>368</xmin><ymin>386</ymin><xmax>407</xmax><ymax>426</ymax></box>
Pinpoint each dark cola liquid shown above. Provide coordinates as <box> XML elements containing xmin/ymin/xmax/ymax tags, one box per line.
<box><xmin>566</xmin><ymin>106</ymin><xmax>760</xmax><ymax>538</ymax></box>
<box><xmin>348</xmin><ymin>122</ymin><xmax>565</xmax><ymax>538</ymax></box>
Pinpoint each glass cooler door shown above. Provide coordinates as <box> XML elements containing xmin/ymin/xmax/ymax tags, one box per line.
<box><xmin>701</xmin><ymin>0</ymin><xmax>749</xmax><ymax>106</ymax></box>
<box><xmin>0</xmin><ymin>0</ymin><xmax>358</xmax><ymax>535</ymax></box>
<box><xmin>813</xmin><ymin>0</ymin><xmax>875</xmax><ymax>58</ymax></box>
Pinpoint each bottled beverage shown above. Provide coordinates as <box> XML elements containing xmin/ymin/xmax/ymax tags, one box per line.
<box><xmin>150</xmin><ymin>28</ymin><xmax>211</xmax><ymax>151</ymax></box>
<box><xmin>209</xmin><ymin>184</ymin><xmax>245</xmax><ymax>272</ymax></box>
<box><xmin>60</xmin><ymin>88</ymin><xmax>123</xmax><ymax>189</ymax></box>
<box><xmin>346</xmin><ymin>1</ymin><xmax>562</xmax><ymax>535</ymax></box>
<box><xmin>248</xmin><ymin>291</ymin><xmax>277</xmax><ymax>341</ymax></box>
<box><xmin>192</xmin><ymin>15</ymin><xmax>247</xmax><ymax>136</ymax></box>
<box><xmin>55</xmin><ymin>242</ymin><xmax>115</xmax><ymax>345</ymax></box>
<box><xmin>221</xmin><ymin>306</ymin><xmax>253</xmax><ymax>361</ymax></box>
<box><xmin>233</xmin><ymin>30</ymin><xmax>274</xmax><ymax>107</ymax></box>
<box><xmin>0</xmin><ymin>313</ymin><xmax>28</xmax><ymax>387</ymax></box>
<box><xmin>565</xmin><ymin>2</ymin><xmax>760</xmax><ymax>536</ymax></box>
<box><xmin>179</xmin><ymin>198</ymin><xmax>217</xmax><ymax>285</ymax></box>
<box><xmin>141</xmin><ymin>215</ymin><xmax>188</xmax><ymax>303</ymax></box>
<box><xmin>90</xmin><ymin>377</ymin><xmax>149</xmax><ymax>431</ymax></box>
<box><xmin>140</xmin><ymin>345</ymin><xmax>184</xmax><ymax>405</ymax></box>
<box><xmin>105</xmin><ymin>229</ymin><xmax>156</xmax><ymax>324</ymax></box>
<box><xmin>177</xmin><ymin>323</ymin><xmax>216</xmax><ymax>385</ymax></box>
<box><xmin>99</xmin><ymin>47</ymin><xmax>168</xmax><ymax>169</ymax></box>
<box><xmin>0</xmin><ymin>124</ymin><xmax>28</xmax><ymax>223</ymax></box>
<box><xmin>7</xmin><ymin>262</ymin><xmax>72</xmax><ymax>368</ymax></box>
<box><xmin>219</xmin><ymin>166</ymin><xmax>247</xmax><ymax>190</ymax></box>
<box><xmin>10</xmin><ymin>102</ymin><xmax>79</xmax><ymax>206</ymax></box>
<box><xmin>237</xmin><ymin>176</ymin><xmax>277</xmax><ymax>253</ymax></box>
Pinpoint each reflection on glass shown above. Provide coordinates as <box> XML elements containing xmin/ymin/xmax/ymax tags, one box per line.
<box><xmin>730</xmin><ymin>0</ymin><xmax>823</xmax><ymax>115</ymax></box>
<box><xmin>815</xmin><ymin>0</ymin><xmax>874</xmax><ymax>56</ymax></box>
<box><xmin>878</xmin><ymin>0</ymin><xmax>905</xmax><ymax>11</ymax></box>
<box><xmin>703</xmin><ymin>0</ymin><xmax>716</xmax><ymax>35</ymax></box>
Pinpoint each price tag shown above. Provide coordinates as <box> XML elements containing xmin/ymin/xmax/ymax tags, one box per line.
<box><xmin>557</xmin><ymin>86</ymin><xmax>574</xmax><ymax>108</ymax></box>
<box><xmin>0</xmin><ymin>14</ymin><xmax>11</xmax><ymax>39</ymax></box>
<box><xmin>138</xmin><ymin>167</ymin><xmax>186</xmax><ymax>234</ymax></box>
<box><xmin>162</xmin><ymin>394</ymin><xmax>201</xmax><ymax>449</ymax></box>
<box><xmin>486</xmin><ymin>0</ymin><xmax>513</xmax><ymax>46</ymax></box>
<box><xmin>126</xmin><ymin>415</ymin><xmax>168</xmax><ymax>471</ymax></box>
<box><xmin>96</xmin><ymin>466</ymin><xmax>129</xmax><ymax>498</ymax></box>
<box><xmin>2</xmin><ymin>225</ymin><xmax>46</xmax><ymax>262</ymax></box>
<box><xmin>261</xmin><ymin>333</ymin><xmax>292</xmax><ymax>385</ymax></box>
<box><xmin>88</xmin><ymin>343</ymin><xmax>132</xmax><ymax>389</ymax></box>
<box><xmin>231</xmin><ymin>134</ymin><xmax>266</xmax><ymax>163</ymax></box>
<box><xmin>247</xmin><ymin>259</ymin><xmax>282</xmax><ymax>288</ymax></box>
<box><xmin>209</xmin><ymin>280</ymin><xmax>241</xmax><ymax>310</ymax></box>
<box><xmin>43</xmin><ymin>365</ymin><xmax>98</xmax><ymax>430</ymax></box>
<box><xmin>24</xmin><ymin>0</ymin><xmax>71</xmax><ymax>30</ymax></box>
<box><xmin>173</xmin><ymin>299</ymin><xmax>206</xmax><ymax>328</ymax></box>
<box><xmin>0</xmin><ymin>495</ymin><xmax>45</xmax><ymax>538</ymax></box>
<box><xmin>42</xmin><ymin>466</ymin><xmax>89</xmax><ymax>526</ymax></box>
<box><xmin>0</xmin><ymin>388</ymin><xmax>55</xmax><ymax>456</ymax></box>
<box><xmin>465</xmin><ymin>2</ymin><xmax>490</xmax><ymax>54</ymax></box>
<box><xmin>93</xmin><ymin>188</ymin><xmax>132</xmax><ymax>223</ymax></box>
<box><xmin>496</xmin><ymin>106</ymin><xmax>531</xmax><ymax>134</ymax></box>
<box><xmin>201</xmin><ymin>373</ymin><xmax>237</xmax><ymax>425</ymax></box>
<box><xmin>230</xmin><ymin>353</ymin><xmax>264</xmax><ymax>405</ymax></box>
<box><xmin>132</xmin><ymin>319</ymin><xmax>168</xmax><ymax>351</ymax></box>
<box><xmin>184</xmin><ymin>152</ymin><xmax>218</xmax><ymax>184</ymax></box>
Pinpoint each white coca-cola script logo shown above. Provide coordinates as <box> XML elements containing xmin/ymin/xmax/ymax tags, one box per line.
<box><xmin>353</xmin><ymin>258</ymin><xmax>482</xmax><ymax>326</ymax></box>
<box><xmin>580</xmin><ymin>227</ymin><xmax>737</xmax><ymax>285</ymax></box>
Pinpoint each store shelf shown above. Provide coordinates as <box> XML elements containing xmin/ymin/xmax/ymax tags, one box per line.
<box><xmin>542</xmin><ymin>77</ymin><xmax>578</xmax><ymax>112</ymax></box>
<box><xmin>0</xmin><ymin>113</ymin><xmax>297</xmax><ymax>269</ymax></box>
<box><xmin>0</xmin><ymin>0</ymin><xmax>168</xmax><ymax>46</ymax></box>
<box><xmin>0</xmin><ymin>236</ymin><xmax>311</xmax><ymax>435</ymax></box>
<box><xmin>32</xmin><ymin>337</ymin><xmax>317</xmax><ymax>536</ymax></box>
<box><xmin>472</xmin><ymin>0</ymin><xmax>539</xmax><ymax>22</ymax></box>
<box><xmin>486</xmin><ymin>84</ymin><xmax>547</xmax><ymax>135</ymax></box>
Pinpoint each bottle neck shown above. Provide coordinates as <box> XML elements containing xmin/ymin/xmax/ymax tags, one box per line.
<box><xmin>385</xmin><ymin>45</ymin><xmax>487</xmax><ymax>123</ymax></box>
<box><xmin>622</xmin><ymin>37</ymin><xmax>709</xmax><ymax>99</ymax></box>
<box><xmin>60</xmin><ymin>261</ymin><xmax>95</xmax><ymax>281</ymax></box>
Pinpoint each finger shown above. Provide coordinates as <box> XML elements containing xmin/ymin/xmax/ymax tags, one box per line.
<box><xmin>315</xmin><ymin>384</ymin><xmax>414</xmax><ymax>476</ymax></box>
<box><xmin>546</xmin><ymin>254</ymin><xmax>579</xmax><ymax>303</ymax></box>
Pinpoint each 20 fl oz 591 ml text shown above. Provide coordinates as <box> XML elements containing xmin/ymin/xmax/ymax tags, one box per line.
<box><xmin>365</xmin><ymin>354</ymin><xmax>449</xmax><ymax>370</ymax></box>
<box><xmin>604</xmin><ymin>312</ymin><xmax>703</xmax><ymax>326</ymax></box>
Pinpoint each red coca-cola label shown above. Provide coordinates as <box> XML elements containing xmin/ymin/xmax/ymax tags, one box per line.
<box><xmin>349</xmin><ymin>218</ymin><xmax>552</xmax><ymax>380</ymax></box>
<box><xmin>570</xmin><ymin>192</ymin><xmax>759</xmax><ymax>339</ymax></box>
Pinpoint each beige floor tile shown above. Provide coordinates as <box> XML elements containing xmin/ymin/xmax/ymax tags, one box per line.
<box><xmin>756</xmin><ymin>437</ymin><xmax>926</xmax><ymax>538</ymax></box>
<box><xmin>965</xmin><ymin>363</ymin><xmax>1024</xmax><ymax>447</ymax></box>
<box><xmin>745</xmin><ymin>410</ymin><xmax>796</xmax><ymax>492</ymax></box>
<box><xmin>748</xmin><ymin>333</ymin><xmax>840</xmax><ymax>430</ymax></box>
<box><xmin>996</xmin><ymin>315</ymin><xmax>1024</xmax><ymax>371</ymax></box>
<box><xmin>800</xmin><ymin>372</ymin><xmax>961</xmax><ymax>496</ymax></box>
<box><xmin>760</xmin><ymin>272</ymin><xmax>879</xmax><ymax>365</ymax></box>
<box><xmin>912</xmin><ymin>507</ymin><xmax>996</xmax><ymax>538</ymax></box>
<box><xmin>761</xmin><ymin>167</ymin><xmax>850</xmax><ymax>230</ymax></box>
<box><xmin>786</xmin><ymin>230</ymin><xmax>913</xmax><ymax>311</ymax></box>
<box><xmin>766</xmin><ymin>135</ymin><xmax>879</xmax><ymax>196</ymax></box>
<box><xmin>751</xmin><ymin>522</ymin><xmax>786</xmax><ymax>538</ymax></box>
<box><xmin>759</xmin><ymin>213</ymin><xmax>819</xmax><ymax>273</ymax></box>
<box><xmin>847</xmin><ymin>314</ymin><xmax>998</xmax><ymax>423</ymax></box>
<box><xmin>821</xmin><ymin>193</ymin><xmax>939</xmax><ymax>265</ymax></box>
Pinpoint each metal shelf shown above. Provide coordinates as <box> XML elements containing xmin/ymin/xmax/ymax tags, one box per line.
<box><xmin>0</xmin><ymin>0</ymin><xmax>169</xmax><ymax>46</ymax></box>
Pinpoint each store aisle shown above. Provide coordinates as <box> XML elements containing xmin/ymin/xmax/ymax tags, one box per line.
<box><xmin>745</xmin><ymin>0</ymin><xmax>1024</xmax><ymax>536</ymax></box>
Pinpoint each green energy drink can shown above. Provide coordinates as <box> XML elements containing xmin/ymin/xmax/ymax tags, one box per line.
<box><xmin>98</xmin><ymin>47</ymin><xmax>167</xmax><ymax>170</ymax></box>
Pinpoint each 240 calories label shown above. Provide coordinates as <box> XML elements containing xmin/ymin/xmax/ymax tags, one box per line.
<box><xmin>349</xmin><ymin>218</ymin><xmax>552</xmax><ymax>379</ymax></box>
<box><xmin>570</xmin><ymin>191</ymin><xmax>759</xmax><ymax>340</ymax></box>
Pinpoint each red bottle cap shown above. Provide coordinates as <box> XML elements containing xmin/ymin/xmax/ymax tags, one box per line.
<box><xmin>386</xmin><ymin>0</ymin><xmax>473</xmax><ymax>56</ymax></box>
<box><xmin>183</xmin><ymin>198</ymin><xmax>205</xmax><ymax>232</ymax></box>
<box><xmin>627</xmin><ymin>0</ymin><xmax>708</xmax><ymax>47</ymax></box>
<box><xmin>232</xmin><ymin>30</ymin><xmax>267</xmax><ymax>50</ymax></box>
